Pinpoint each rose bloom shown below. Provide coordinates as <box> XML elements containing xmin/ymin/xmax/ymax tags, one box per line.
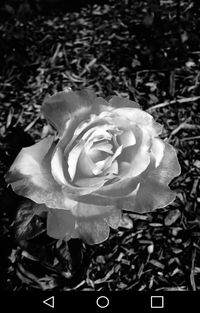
<box><xmin>5</xmin><ymin>89</ymin><xmax>181</xmax><ymax>244</ymax></box>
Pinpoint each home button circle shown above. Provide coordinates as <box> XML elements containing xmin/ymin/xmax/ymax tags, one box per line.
<box><xmin>96</xmin><ymin>296</ymin><xmax>110</xmax><ymax>308</ymax></box>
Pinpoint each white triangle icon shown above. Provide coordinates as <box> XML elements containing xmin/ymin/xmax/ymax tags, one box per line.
<box><xmin>43</xmin><ymin>296</ymin><xmax>54</xmax><ymax>308</ymax></box>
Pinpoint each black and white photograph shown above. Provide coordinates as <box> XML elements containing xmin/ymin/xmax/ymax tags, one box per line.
<box><xmin>0</xmin><ymin>0</ymin><xmax>200</xmax><ymax>310</ymax></box>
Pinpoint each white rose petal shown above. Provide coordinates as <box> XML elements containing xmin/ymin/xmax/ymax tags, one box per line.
<box><xmin>151</xmin><ymin>138</ymin><xmax>165</xmax><ymax>168</ymax></box>
<box><xmin>117</xmin><ymin>129</ymin><xmax>136</xmax><ymax>148</ymax></box>
<box><xmin>51</xmin><ymin>148</ymin><xmax>67</xmax><ymax>185</ymax></box>
<box><xmin>67</xmin><ymin>141</ymin><xmax>84</xmax><ymax>181</ymax></box>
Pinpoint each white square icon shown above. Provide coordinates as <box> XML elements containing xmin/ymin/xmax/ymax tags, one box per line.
<box><xmin>150</xmin><ymin>296</ymin><xmax>164</xmax><ymax>309</ymax></box>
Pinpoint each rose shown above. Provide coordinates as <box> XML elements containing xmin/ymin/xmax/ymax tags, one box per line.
<box><xmin>5</xmin><ymin>88</ymin><xmax>181</xmax><ymax>245</ymax></box>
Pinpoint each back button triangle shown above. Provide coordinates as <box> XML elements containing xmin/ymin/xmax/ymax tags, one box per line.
<box><xmin>43</xmin><ymin>296</ymin><xmax>54</xmax><ymax>308</ymax></box>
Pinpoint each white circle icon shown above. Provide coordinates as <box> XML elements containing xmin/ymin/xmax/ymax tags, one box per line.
<box><xmin>96</xmin><ymin>296</ymin><xmax>110</xmax><ymax>309</ymax></box>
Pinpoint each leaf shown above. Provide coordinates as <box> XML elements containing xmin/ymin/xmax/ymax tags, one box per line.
<box><xmin>14</xmin><ymin>200</ymin><xmax>47</xmax><ymax>241</ymax></box>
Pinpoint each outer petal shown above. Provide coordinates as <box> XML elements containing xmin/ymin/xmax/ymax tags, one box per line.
<box><xmin>75</xmin><ymin>217</ymin><xmax>110</xmax><ymax>245</ymax></box>
<box><xmin>69</xmin><ymin>203</ymin><xmax>122</xmax><ymax>244</ymax></box>
<box><xmin>150</xmin><ymin>138</ymin><xmax>165</xmax><ymax>168</ymax></box>
<box><xmin>41</xmin><ymin>88</ymin><xmax>96</xmax><ymax>136</ymax></box>
<box><xmin>134</xmin><ymin>179</ymin><xmax>176</xmax><ymax>213</ymax></box>
<box><xmin>148</xmin><ymin>142</ymin><xmax>181</xmax><ymax>184</ymax></box>
<box><xmin>47</xmin><ymin>209</ymin><xmax>75</xmax><ymax>240</ymax></box>
<box><xmin>73</xmin><ymin>206</ymin><xmax>122</xmax><ymax>244</ymax></box>
<box><xmin>5</xmin><ymin>137</ymin><xmax>76</xmax><ymax>210</ymax></box>
<box><xmin>120</xmin><ymin>180</ymin><xmax>175</xmax><ymax>213</ymax></box>
<box><xmin>121</xmin><ymin>142</ymin><xmax>180</xmax><ymax>213</ymax></box>
<box><xmin>104</xmin><ymin>208</ymin><xmax>122</xmax><ymax>229</ymax></box>
<box><xmin>109</xmin><ymin>96</ymin><xmax>140</xmax><ymax>109</ymax></box>
<box><xmin>5</xmin><ymin>136</ymin><xmax>54</xmax><ymax>180</ymax></box>
<box><xmin>114</xmin><ymin>107</ymin><xmax>163</xmax><ymax>137</ymax></box>
<box><xmin>71</xmin><ymin>202</ymin><xmax>115</xmax><ymax>217</ymax></box>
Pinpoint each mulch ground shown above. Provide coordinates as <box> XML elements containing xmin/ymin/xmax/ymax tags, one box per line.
<box><xmin>0</xmin><ymin>0</ymin><xmax>200</xmax><ymax>291</ymax></box>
